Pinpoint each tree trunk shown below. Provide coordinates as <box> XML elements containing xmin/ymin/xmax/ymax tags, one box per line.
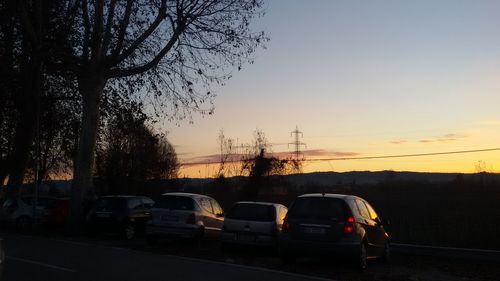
<box><xmin>6</xmin><ymin>56</ymin><xmax>42</xmax><ymax>194</ymax></box>
<box><xmin>70</xmin><ymin>73</ymin><xmax>105</xmax><ymax>232</ymax></box>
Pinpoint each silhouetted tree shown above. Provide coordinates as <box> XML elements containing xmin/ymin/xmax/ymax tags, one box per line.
<box><xmin>44</xmin><ymin>0</ymin><xmax>267</xmax><ymax>223</ymax></box>
<box><xmin>239</xmin><ymin>129</ymin><xmax>294</xmax><ymax>200</ymax></box>
<box><xmin>96</xmin><ymin>110</ymin><xmax>179</xmax><ymax>195</ymax></box>
<box><xmin>0</xmin><ymin>0</ymin><xmax>80</xmax><ymax>190</ymax></box>
<box><xmin>216</xmin><ymin>129</ymin><xmax>236</xmax><ymax>178</ymax></box>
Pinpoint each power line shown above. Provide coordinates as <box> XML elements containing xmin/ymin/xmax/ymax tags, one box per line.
<box><xmin>304</xmin><ymin>148</ymin><xmax>500</xmax><ymax>162</ymax></box>
<box><xmin>180</xmin><ymin>147</ymin><xmax>500</xmax><ymax>166</ymax></box>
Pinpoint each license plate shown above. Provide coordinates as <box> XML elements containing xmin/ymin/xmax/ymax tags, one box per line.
<box><xmin>161</xmin><ymin>215</ymin><xmax>178</xmax><ymax>222</ymax></box>
<box><xmin>302</xmin><ymin>227</ymin><xmax>326</xmax><ymax>234</ymax></box>
<box><xmin>237</xmin><ymin>234</ymin><xmax>255</xmax><ymax>242</ymax></box>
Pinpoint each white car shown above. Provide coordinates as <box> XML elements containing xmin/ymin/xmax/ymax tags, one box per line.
<box><xmin>220</xmin><ymin>201</ymin><xmax>288</xmax><ymax>248</ymax></box>
<box><xmin>146</xmin><ymin>193</ymin><xmax>225</xmax><ymax>244</ymax></box>
<box><xmin>0</xmin><ymin>197</ymin><xmax>48</xmax><ymax>230</ymax></box>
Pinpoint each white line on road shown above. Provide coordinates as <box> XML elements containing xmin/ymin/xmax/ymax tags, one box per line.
<box><xmin>6</xmin><ymin>256</ymin><xmax>77</xmax><ymax>273</ymax></box>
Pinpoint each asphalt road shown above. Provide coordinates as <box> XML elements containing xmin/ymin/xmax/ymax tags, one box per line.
<box><xmin>0</xmin><ymin>234</ymin><xmax>331</xmax><ymax>281</ymax></box>
<box><xmin>2</xmin><ymin>232</ymin><xmax>500</xmax><ymax>281</ymax></box>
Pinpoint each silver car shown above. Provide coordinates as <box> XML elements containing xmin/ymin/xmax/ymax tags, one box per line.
<box><xmin>220</xmin><ymin>201</ymin><xmax>288</xmax><ymax>247</ymax></box>
<box><xmin>146</xmin><ymin>193</ymin><xmax>224</xmax><ymax>244</ymax></box>
<box><xmin>0</xmin><ymin>197</ymin><xmax>49</xmax><ymax>230</ymax></box>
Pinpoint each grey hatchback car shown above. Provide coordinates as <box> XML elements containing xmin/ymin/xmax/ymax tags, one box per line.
<box><xmin>279</xmin><ymin>193</ymin><xmax>389</xmax><ymax>269</ymax></box>
<box><xmin>220</xmin><ymin>201</ymin><xmax>287</xmax><ymax>247</ymax></box>
<box><xmin>146</xmin><ymin>193</ymin><xmax>224</xmax><ymax>244</ymax></box>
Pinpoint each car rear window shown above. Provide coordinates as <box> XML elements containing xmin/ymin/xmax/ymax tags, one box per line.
<box><xmin>288</xmin><ymin>197</ymin><xmax>347</xmax><ymax>220</ymax></box>
<box><xmin>154</xmin><ymin>195</ymin><xmax>195</xmax><ymax>211</ymax></box>
<box><xmin>226</xmin><ymin>203</ymin><xmax>275</xmax><ymax>222</ymax></box>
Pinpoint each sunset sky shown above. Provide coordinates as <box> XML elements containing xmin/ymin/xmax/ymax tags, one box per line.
<box><xmin>164</xmin><ymin>0</ymin><xmax>500</xmax><ymax>178</ymax></box>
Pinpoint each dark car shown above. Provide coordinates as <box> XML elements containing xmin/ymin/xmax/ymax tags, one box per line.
<box><xmin>279</xmin><ymin>193</ymin><xmax>389</xmax><ymax>269</ymax></box>
<box><xmin>86</xmin><ymin>195</ymin><xmax>154</xmax><ymax>239</ymax></box>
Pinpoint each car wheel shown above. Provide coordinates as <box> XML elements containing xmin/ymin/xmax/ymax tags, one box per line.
<box><xmin>16</xmin><ymin>216</ymin><xmax>32</xmax><ymax>232</ymax></box>
<box><xmin>124</xmin><ymin>225</ymin><xmax>135</xmax><ymax>240</ymax></box>
<box><xmin>193</xmin><ymin>227</ymin><xmax>204</xmax><ymax>246</ymax></box>
<box><xmin>381</xmin><ymin>241</ymin><xmax>390</xmax><ymax>262</ymax></box>
<box><xmin>357</xmin><ymin>242</ymin><xmax>368</xmax><ymax>270</ymax></box>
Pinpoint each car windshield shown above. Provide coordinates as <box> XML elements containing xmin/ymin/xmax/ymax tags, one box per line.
<box><xmin>95</xmin><ymin>198</ymin><xmax>125</xmax><ymax>212</ymax></box>
<box><xmin>288</xmin><ymin>197</ymin><xmax>346</xmax><ymax>220</ymax></box>
<box><xmin>154</xmin><ymin>195</ymin><xmax>195</xmax><ymax>211</ymax></box>
<box><xmin>226</xmin><ymin>203</ymin><xmax>275</xmax><ymax>222</ymax></box>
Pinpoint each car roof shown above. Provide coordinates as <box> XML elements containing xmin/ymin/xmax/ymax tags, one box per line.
<box><xmin>234</xmin><ymin>201</ymin><xmax>285</xmax><ymax>208</ymax></box>
<box><xmin>160</xmin><ymin>192</ymin><xmax>214</xmax><ymax>200</ymax></box>
<box><xmin>297</xmin><ymin>193</ymin><xmax>357</xmax><ymax>200</ymax></box>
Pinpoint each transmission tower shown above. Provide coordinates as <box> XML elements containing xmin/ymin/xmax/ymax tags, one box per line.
<box><xmin>289</xmin><ymin>125</ymin><xmax>306</xmax><ymax>162</ymax></box>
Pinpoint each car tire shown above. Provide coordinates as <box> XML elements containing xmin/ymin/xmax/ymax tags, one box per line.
<box><xmin>16</xmin><ymin>216</ymin><xmax>32</xmax><ymax>232</ymax></box>
<box><xmin>192</xmin><ymin>227</ymin><xmax>204</xmax><ymax>246</ymax></box>
<box><xmin>381</xmin><ymin>241</ymin><xmax>390</xmax><ymax>262</ymax></box>
<box><xmin>357</xmin><ymin>242</ymin><xmax>368</xmax><ymax>270</ymax></box>
<box><xmin>124</xmin><ymin>224</ymin><xmax>135</xmax><ymax>240</ymax></box>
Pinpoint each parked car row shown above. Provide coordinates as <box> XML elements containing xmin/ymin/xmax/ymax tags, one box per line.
<box><xmin>1</xmin><ymin>192</ymin><xmax>390</xmax><ymax>269</ymax></box>
<box><xmin>143</xmin><ymin>192</ymin><xmax>390</xmax><ymax>269</ymax></box>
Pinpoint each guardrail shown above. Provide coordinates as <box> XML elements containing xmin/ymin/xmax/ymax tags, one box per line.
<box><xmin>391</xmin><ymin>243</ymin><xmax>500</xmax><ymax>262</ymax></box>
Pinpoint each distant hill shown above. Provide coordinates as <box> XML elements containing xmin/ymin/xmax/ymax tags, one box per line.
<box><xmin>177</xmin><ymin>170</ymin><xmax>500</xmax><ymax>188</ymax></box>
<box><xmin>21</xmin><ymin>171</ymin><xmax>500</xmax><ymax>195</ymax></box>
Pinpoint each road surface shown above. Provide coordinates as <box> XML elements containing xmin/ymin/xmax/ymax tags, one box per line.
<box><xmin>1</xmin><ymin>234</ymin><xmax>331</xmax><ymax>281</ymax></box>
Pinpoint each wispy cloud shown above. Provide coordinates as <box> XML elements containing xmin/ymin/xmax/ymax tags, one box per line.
<box><xmin>302</xmin><ymin>149</ymin><xmax>360</xmax><ymax>158</ymax></box>
<box><xmin>182</xmin><ymin>149</ymin><xmax>362</xmax><ymax>165</ymax></box>
<box><xmin>418</xmin><ymin>133</ymin><xmax>467</xmax><ymax>143</ymax></box>
<box><xmin>391</xmin><ymin>133</ymin><xmax>467</xmax><ymax>145</ymax></box>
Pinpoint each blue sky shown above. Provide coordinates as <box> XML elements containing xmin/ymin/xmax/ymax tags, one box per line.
<box><xmin>164</xmin><ymin>0</ymin><xmax>500</xmax><ymax>177</ymax></box>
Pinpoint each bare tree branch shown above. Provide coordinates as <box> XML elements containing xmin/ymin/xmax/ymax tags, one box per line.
<box><xmin>107</xmin><ymin>19</ymin><xmax>186</xmax><ymax>78</ymax></box>
<box><xmin>90</xmin><ymin>0</ymin><xmax>105</xmax><ymax>62</ymax></box>
<box><xmin>111</xmin><ymin>0</ymin><xmax>168</xmax><ymax>65</ymax></box>
<box><xmin>111</xmin><ymin>0</ymin><xmax>134</xmax><ymax>58</ymax></box>
<box><xmin>81</xmin><ymin>0</ymin><xmax>91</xmax><ymax>60</ymax></box>
<box><xmin>101</xmin><ymin>0</ymin><xmax>118</xmax><ymax>55</ymax></box>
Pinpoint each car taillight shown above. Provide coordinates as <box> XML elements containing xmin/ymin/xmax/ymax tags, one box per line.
<box><xmin>343</xmin><ymin>216</ymin><xmax>355</xmax><ymax>234</ymax></box>
<box><xmin>186</xmin><ymin>213</ymin><xmax>196</xmax><ymax>224</ymax></box>
<box><xmin>282</xmin><ymin>214</ymin><xmax>290</xmax><ymax>232</ymax></box>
